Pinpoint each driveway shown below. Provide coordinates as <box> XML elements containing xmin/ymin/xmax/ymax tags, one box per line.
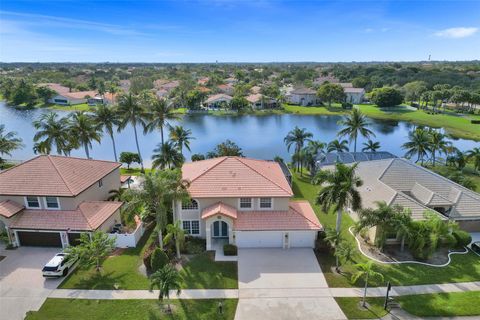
<box><xmin>235</xmin><ymin>248</ymin><xmax>346</xmax><ymax>320</ymax></box>
<box><xmin>0</xmin><ymin>246</ymin><xmax>65</xmax><ymax>320</ymax></box>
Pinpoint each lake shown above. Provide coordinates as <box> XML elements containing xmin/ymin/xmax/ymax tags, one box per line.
<box><xmin>1</xmin><ymin>101</ymin><xmax>478</xmax><ymax>167</ymax></box>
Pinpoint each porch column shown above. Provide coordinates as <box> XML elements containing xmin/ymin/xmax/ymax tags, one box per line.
<box><xmin>206</xmin><ymin>224</ymin><xmax>212</xmax><ymax>250</ymax></box>
<box><xmin>228</xmin><ymin>225</ymin><xmax>233</xmax><ymax>245</ymax></box>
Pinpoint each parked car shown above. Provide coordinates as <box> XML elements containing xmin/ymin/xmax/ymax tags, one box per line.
<box><xmin>42</xmin><ymin>253</ymin><xmax>77</xmax><ymax>277</ymax></box>
<box><xmin>470</xmin><ymin>242</ymin><xmax>480</xmax><ymax>256</ymax></box>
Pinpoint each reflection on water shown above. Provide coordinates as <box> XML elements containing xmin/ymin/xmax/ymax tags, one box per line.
<box><xmin>0</xmin><ymin>101</ymin><xmax>478</xmax><ymax>166</ymax></box>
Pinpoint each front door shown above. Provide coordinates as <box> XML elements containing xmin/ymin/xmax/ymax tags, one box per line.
<box><xmin>213</xmin><ymin>221</ymin><xmax>228</xmax><ymax>238</ymax></box>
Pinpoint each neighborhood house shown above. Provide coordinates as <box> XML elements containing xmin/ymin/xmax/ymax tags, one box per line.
<box><xmin>287</xmin><ymin>88</ymin><xmax>320</xmax><ymax>106</ymax></box>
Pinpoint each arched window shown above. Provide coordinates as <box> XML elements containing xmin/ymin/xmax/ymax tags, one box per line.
<box><xmin>182</xmin><ymin>199</ymin><xmax>199</xmax><ymax>210</ymax></box>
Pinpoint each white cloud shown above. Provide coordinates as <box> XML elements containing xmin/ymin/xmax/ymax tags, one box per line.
<box><xmin>434</xmin><ymin>27</ymin><xmax>478</xmax><ymax>38</ymax></box>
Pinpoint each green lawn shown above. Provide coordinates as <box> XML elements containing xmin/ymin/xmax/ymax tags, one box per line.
<box><xmin>120</xmin><ymin>168</ymin><xmax>153</xmax><ymax>176</ymax></box>
<box><xmin>25</xmin><ymin>298</ymin><xmax>238</xmax><ymax>320</ymax></box>
<box><xmin>47</xmin><ymin>103</ymin><xmax>93</xmax><ymax>112</ymax></box>
<box><xmin>334</xmin><ymin>297</ymin><xmax>388</xmax><ymax>319</ymax></box>
<box><xmin>292</xmin><ymin>173</ymin><xmax>480</xmax><ymax>288</ymax></box>
<box><xmin>283</xmin><ymin>103</ymin><xmax>347</xmax><ymax>115</ymax></box>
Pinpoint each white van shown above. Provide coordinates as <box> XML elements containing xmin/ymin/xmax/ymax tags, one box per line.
<box><xmin>42</xmin><ymin>253</ymin><xmax>77</xmax><ymax>277</ymax></box>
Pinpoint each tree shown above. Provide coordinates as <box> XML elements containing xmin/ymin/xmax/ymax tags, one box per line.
<box><xmin>151</xmin><ymin>140</ymin><xmax>184</xmax><ymax>170</ymax></box>
<box><xmin>149</xmin><ymin>265</ymin><xmax>182</xmax><ymax>314</ymax></box>
<box><xmin>119</xmin><ymin>152</ymin><xmax>141</xmax><ymax>169</ymax></box>
<box><xmin>362</xmin><ymin>140</ymin><xmax>380</xmax><ymax>152</ymax></box>
<box><xmin>428</xmin><ymin>130</ymin><xmax>450</xmax><ymax>167</ymax></box>
<box><xmin>65</xmin><ymin>231</ymin><xmax>116</xmax><ymax>272</ymax></box>
<box><xmin>208</xmin><ymin>139</ymin><xmax>243</xmax><ymax>157</ymax></box>
<box><xmin>69</xmin><ymin>112</ymin><xmax>102</xmax><ymax>159</ymax></box>
<box><xmin>370</xmin><ymin>87</ymin><xmax>403</xmax><ymax>108</ymax></box>
<box><xmin>163</xmin><ymin>220</ymin><xmax>185</xmax><ymax>259</ymax></box>
<box><xmin>402</xmin><ymin>81</ymin><xmax>428</xmax><ymax>102</ymax></box>
<box><xmin>351</xmin><ymin>261</ymin><xmax>384</xmax><ymax>308</ymax></box>
<box><xmin>191</xmin><ymin>154</ymin><xmax>205</xmax><ymax>161</ymax></box>
<box><xmin>306</xmin><ymin>140</ymin><xmax>326</xmax><ymax>157</ymax></box>
<box><xmin>36</xmin><ymin>86</ymin><xmax>56</xmax><ymax>105</ymax></box>
<box><xmin>0</xmin><ymin>124</ymin><xmax>23</xmax><ymax>162</ymax></box>
<box><xmin>93</xmin><ymin>104</ymin><xmax>121</xmax><ymax>161</ymax></box>
<box><xmin>284</xmin><ymin>126</ymin><xmax>313</xmax><ymax>170</ymax></box>
<box><xmin>169</xmin><ymin>125</ymin><xmax>194</xmax><ymax>156</ymax></box>
<box><xmin>33</xmin><ymin>112</ymin><xmax>74</xmax><ymax>156</ymax></box>
<box><xmin>313</xmin><ymin>163</ymin><xmax>363</xmax><ymax>233</ymax></box>
<box><xmin>317</xmin><ymin>83</ymin><xmax>346</xmax><ymax>107</ymax></box>
<box><xmin>327</xmin><ymin>139</ymin><xmax>349</xmax><ymax>153</ymax></box>
<box><xmin>144</xmin><ymin>97</ymin><xmax>180</xmax><ymax>148</ymax></box>
<box><xmin>466</xmin><ymin>147</ymin><xmax>480</xmax><ymax>171</ymax></box>
<box><xmin>230</xmin><ymin>95</ymin><xmax>250</xmax><ymax>111</ymax></box>
<box><xmin>334</xmin><ymin>241</ymin><xmax>355</xmax><ymax>272</ymax></box>
<box><xmin>150</xmin><ymin>247</ymin><xmax>169</xmax><ymax>272</ymax></box>
<box><xmin>338</xmin><ymin>109</ymin><xmax>375</xmax><ymax>152</ymax></box>
<box><xmin>117</xmin><ymin>93</ymin><xmax>147</xmax><ymax>171</ymax></box>
<box><xmin>324</xmin><ymin>227</ymin><xmax>342</xmax><ymax>272</ymax></box>
<box><xmin>402</xmin><ymin>128</ymin><xmax>432</xmax><ymax>165</ymax></box>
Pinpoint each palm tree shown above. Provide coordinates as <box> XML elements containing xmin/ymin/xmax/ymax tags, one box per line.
<box><xmin>33</xmin><ymin>112</ymin><xmax>74</xmax><ymax>156</ymax></box>
<box><xmin>0</xmin><ymin>124</ymin><xmax>23</xmax><ymax>161</ymax></box>
<box><xmin>93</xmin><ymin>104</ymin><xmax>121</xmax><ymax>162</ymax></box>
<box><xmin>324</xmin><ymin>227</ymin><xmax>342</xmax><ymax>272</ymax></box>
<box><xmin>466</xmin><ymin>147</ymin><xmax>480</xmax><ymax>171</ymax></box>
<box><xmin>117</xmin><ymin>93</ymin><xmax>147</xmax><ymax>171</ymax></box>
<box><xmin>150</xmin><ymin>264</ymin><xmax>182</xmax><ymax>314</ymax></box>
<box><xmin>144</xmin><ymin>97</ymin><xmax>180</xmax><ymax>148</ymax></box>
<box><xmin>361</xmin><ymin>140</ymin><xmax>380</xmax><ymax>152</ymax></box>
<box><xmin>327</xmin><ymin>139</ymin><xmax>349</xmax><ymax>153</ymax></box>
<box><xmin>429</xmin><ymin>130</ymin><xmax>450</xmax><ymax>167</ymax></box>
<box><xmin>284</xmin><ymin>126</ymin><xmax>313</xmax><ymax>170</ymax></box>
<box><xmin>69</xmin><ymin>112</ymin><xmax>102</xmax><ymax>159</ymax></box>
<box><xmin>169</xmin><ymin>125</ymin><xmax>194</xmax><ymax>156</ymax></box>
<box><xmin>307</xmin><ymin>140</ymin><xmax>326</xmax><ymax>156</ymax></box>
<box><xmin>151</xmin><ymin>140</ymin><xmax>184</xmax><ymax>170</ymax></box>
<box><xmin>313</xmin><ymin>162</ymin><xmax>363</xmax><ymax>233</ymax></box>
<box><xmin>402</xmin><ymin>128</ymin><xmax>432</xmax><ymax>165</ymax></box>
<box><xmin>337</xmin><ymin>109</ymin><xmax>375</xmax><ymax>152</ymax></box>
<box><xmin>163</xmin><ymin>220</ymin><xmax>185</xmax><ymax>259</ymax></box>
<box><xmin>334</xmin><ymin>241</ymin><xmax>355</xmax><ymax>273</ymax></box>
<box><xmin>351</xmin><ymin>261</ymin><xmax>384</xmax><ymax>308</ymax></box>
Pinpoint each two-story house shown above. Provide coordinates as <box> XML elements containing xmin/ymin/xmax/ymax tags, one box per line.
<box><xmin>174</xmin><ymin>157</ymin><xmax>322</xmax><ymax>250</ymax></box>
<box><xmin>0</xmin><ymin>155</ymin><xmax>123</xmax><ymax>248</ymax></box>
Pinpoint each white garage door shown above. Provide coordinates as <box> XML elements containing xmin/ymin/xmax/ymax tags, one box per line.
<box><xmin>289</xmin><ymin>231</ymin><xmax>316</xmax><ymax>248</ymax></box>
<box><xmin>236</xmin><ymin>231</ymin><xmax>283</xmax><ymax>248</ymax></box>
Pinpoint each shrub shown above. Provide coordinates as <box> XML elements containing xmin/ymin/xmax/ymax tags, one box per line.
<box><xmin>471</xmin><ymin>119</ymin><xmax>480</xmax><ymax>124</ymax></box>
<box><xmin>150</xmin><ymin>248</ymin><xmax>169</xmax><ymax>272</ymax></box>
<box><xmin>191</xmin><ymin>154</ymin><xmax>205</xmax><ymax>162</ymax></box>
<box><xmin>181</xmin><ymin>236</ymin><xmax>206</xmax><ymax>254</ymax></box>
<box><xmin>314</xmin><ymin>231</ymin><xmax>331</xmax><ymax>253</ymax></box>
<box><xmin>142</xmin><ymin>242</ymin><xmax>156</xmax><ymax>273</ymax></box>
<box><xmin>453</xmin><ymin>230</ymin><xmax>472</xmax><ymax>248</ymax></box>
<box><xmin>223</xmin><ymin>244</ymin><xmax>238</xmax><ymax>256</ymax></box>
<box><xmin>341</xmin><ymin>102</ymin><xmax>353</xmax><ymax>110</ymax></box>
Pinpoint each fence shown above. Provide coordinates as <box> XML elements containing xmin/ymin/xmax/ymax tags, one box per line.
<box><xmin>109</xmin><ymin>222</ymin><xmax>145</xmax><ymax>248</ymax></box>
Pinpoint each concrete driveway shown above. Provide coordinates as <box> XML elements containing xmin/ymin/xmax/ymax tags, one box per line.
<box><xmin>0</xmin><ymin>246</ymin><xmax>65</xmax><ymax>320</ymax></box>
<box><xmin>235</xmin><ymin>248</ymin><xmax>346</xmax><ymax>320</ymax></box>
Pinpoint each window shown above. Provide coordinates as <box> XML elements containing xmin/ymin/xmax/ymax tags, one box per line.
<box><xmin>191</xmin><ymin>221</ymin><xmax>200</xmax><ymax>235</ymax></box>
<box><xmin>98</xmin><ymin>179</ymin><xmax>103</xmax><ymax>187</ymax></box>
<box><xmin>182</xmin><ymin>220</ymin><xmax>200</xmax><ymax>235</ymax></box>
<box><xmin>182</xmin><ymin>221</ymin><xmax>191</xmax><ymax>234</ymax></box>
<box><xmin>25</xmin><ymin>196</ymin><xmax>40</xmax><ymax>208</ymax></box>
<box><xmin>182</xmin><ymin>199</ymin><xmax>198</xmax><ymax>210</ymax></box>
<box><xmin>239</xmin><ymin>198</ymin><xmax>252</xmax><ymax>209</ymax></box>
<box><xmin>259</xmin><ymin>197</ymin><xmax>272</xmax><ymax>209</ymax></box>
<box><xmin>45</xmin><ymin>197</ymin><xmax>59</xmax><ymax>209</ymax></box>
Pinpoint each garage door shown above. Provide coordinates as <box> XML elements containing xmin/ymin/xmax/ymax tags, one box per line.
<box><xmin>289</xmin><ymin>231</ymin><xmax>316</xmax><ymax>248</ymax></box>
<box><xmin>17</xmin><ymin>231</ymin><xmax>62</xmax><ymax>247</ymax></box>
<box><xmin>236</xmin><ymin>231</ymin><xmax>283</xmax><ymax>248</ymax></box>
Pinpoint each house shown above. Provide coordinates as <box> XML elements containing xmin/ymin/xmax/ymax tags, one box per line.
<box><xmin>344</xmin><ymin>87</ymin><xmax>365</xmax><ymax>104</ymax></box>
<box><xmin>40</xmin><ymin>83</ymin><xmax>98</xmax><ymax>105</ymax></box>
<box><xmin>0</xmin><ymin>155</ymin><xmax>123</xmax><ymax>248</ymax></box>
<box><xmin>246</xmin><ymin>93</ymin><xmax>278</xmax><ymax>110</ymax></box>
<box><xmin>197</xmin><ymin>77</ymin><xmax>210</xmax><ymax>86</ymax></box>
<box><xmin>204</xmin><ymin>94</ymin><xmax>233</xmax><ymax>109</ymax></box>
<box><xmin>287</xmin><ymin>88</ymin><xmax>320</xmax><ymax>106</ymax></box>
<box><xmin>217</xmin><ymin>84</ymin><xmax>234</xmax><ymax>95</ymax></box>
<box><xmin>250</xmin><ymin>86</ymin><xmax>261</xmax><ymax>94</ymax></box>
<box><xmin>174</xmin><ymin>157</ymin><xmax>322</xmax><ymax>250</ymax></box>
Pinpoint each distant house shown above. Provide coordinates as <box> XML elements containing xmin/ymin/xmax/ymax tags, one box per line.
<box><xmin>217</xmin><ymin>84</ymin><xmax>234</xmax><ymax>95</ymax></box>
<box><xmin>204</xmin><ymin>94</ymin><xmax>233</xmax><ymax>109</ymax></box>
<box><xmin>197</xmin><ymin>77</ymin><xmax>210</xmax><ymax>85</ymax></box>
<box><xmin>40</xmin><ymin>83</ymin><xmax>98</xmax><ymax>106</ymax></box>
<box><xmin>154</xmin><ymin>79</ymin><xmax>180</xmax><ymax>92</ymax></box>
<box><xmin>287</xmin><ymin>88</ymin><xmax>319</xmax><ymax>106</ymax></box>
<box><xmin>119</xmin><ymin>80</ymin><xmax>131</xmax><ymax>93</ymax></box>
<box><xmin>344</xmin><ymin>87</ymin><xmax>365</xmax><ymax>104</ymax></box>
<box><xmin>246</xmin><ymin>94</ymin><xmax>278</xmax><ymax>110</ymax></box>
<box><xmin>225</xmin><ymin>77</ymin><xmax>237</xmax><ymax>84</ymax></box>
<box><xmin>339</xmin><ymin>83</ymin><xmax>354</xmax><ymax>88</ymax></box>
<box><xmin>250</xmin><ymin>86</ymin><xmax>261</xmax><ymax>94</ymax></box>
<box><xmin>313</xmin><ymin>76</ymin><xmax>339</xmax><ymax>85</ymax></box>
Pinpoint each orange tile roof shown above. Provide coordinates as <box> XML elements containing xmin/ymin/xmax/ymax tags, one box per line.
<box><xmin>9</xmin><ymin>201</ymin><xmax>122</xmax><ymax>231</ymax></box>
<box><xmin>182</xmin><ymin>157</ymin><xmax>293</xmax><ymax>198</ymax></box>
<box><xmin>120</xmin><ymin>175</ymin><xmax>132</xmax><ymax>183</ymax></box>
<box><xmin>201</xmin><ymin>202</ymin><xmax>238</xmax><ymax>219</ymax></box>
<box><xmin>234</xmin><ymin>200</ymin><xmax>322</xmax><ymax>231</ymax></box>
<box><xmin>0</xmin><ymin>200</ymin><xmax>24</xmax><ymax>218</ymax></box>
<box><xmin>0</xmin><ymin>155</ymin><xmax>121</xmax><ymax>197</ymax></box>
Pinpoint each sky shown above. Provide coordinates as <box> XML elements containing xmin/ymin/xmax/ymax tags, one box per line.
<box><xmin>0</xmin><ymin>0</ymin><xmax>479</xmax><ymax>63</ymax></box>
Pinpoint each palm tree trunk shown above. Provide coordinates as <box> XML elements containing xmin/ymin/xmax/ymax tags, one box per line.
<box><xmin>400</xmin><ymin>235</ymin><xmax>405</xmax><ymax>252</ymax></box>
<box><xmin>132</xmin><ymin>124</ymin><xmax>144</xmax><ymax>171</ymax></box>
<box><xmin>175</xmin><ymin>235</ymin><xmax>181</xmax><ymax>259</ymax></box>
<box><xmin>158</xmin><ymin>229</ymin><xmax>164</xmax><ymax>250</ymax></box>
<box><xmin>336</xmin><ymin>208</ymin><xmax>343</xmax><ymax>234</ymax></box>
<box><xmin>160</xmin><ymin>124</ymin><xmax>164</xmax><ymax>147</ymax></box>
<box><xmin>363</xmin><ymin>273</ymin><xmax>369</xmax><ymax>307</ymax></box>
<box><xmin>84</xmin><ymin>143</ymin><xmax>90</xmax><ymax>159</ymax></box>
<box><xmin>354</xmin><ymin>136</ymin><xmax>357</xmax><ymax>153</ymax></box>
<box><xmin>110</xmin><ymin>132</ymin><xmax>118</xmax><ymax>162</ymax></box>
<box><xmin>432</xmin><ymin>150</ymin><xmax>436</xmax><ymax>167</ymax></box>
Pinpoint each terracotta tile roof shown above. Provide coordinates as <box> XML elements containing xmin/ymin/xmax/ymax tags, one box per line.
<box><xmin>205</xmin><ymin>94</ymin><xmax>233</xmax><ymax>104</ymax></box>
<box><xmin>201</xmin><ymin>202</ymin><xmax>238</xmax><ymax>219</ymax></box>
<box><xmin>0</xmin><ymin>200</ymin><xmax>24</xmax><ymax>218</ymax></box>
<box><xmin>9</xmin><ymin>201</ymin><xmax>122</xmax><ymax>231</ymax></box>
<box><xmin>235</xmin><ymin>200</ymin><xmax>322</xmax><ymax>231</ymax></box>
<box><xmin>0</xmin><ymin>155</ymin><xmax>121</xmax><ymax>196</ymax></box>
<box><xmin>120</xmin><ymin>175</ymin><xmax>132</xmax><ymax>183</ymax></box>
<box><xmin>182</xmin><ymin>157</ymin><xmax>293</xmax><ymax>198</ymax></box>
<box><xmin>62</xmin><ymin>90</ymin><xmax>98</xmax><ymax>100</ymax></box>
<box><xmin>246</xmin><ymin>93</ymin><xmax>262</xmax><ymax>103</ymax></box>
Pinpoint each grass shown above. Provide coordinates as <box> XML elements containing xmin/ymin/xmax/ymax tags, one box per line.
<box><xmin>292</xmin><ymin>173</ymin><xmax>480</xmax><ymax>288</ymax></box>
<box><xmin>46</xmin><ymin>103</ymin><xmax>93</xmax><ymax>112</ymax></box>
<box><xmin>120</xmin><ymin>168</ymin><xmax>153</xmax><ymax>176</ymax></box>
<box><xmin>25</xmin><ymin>298</ymin><xmax>238</xmax><ymax>320</ymax></box>
<box><xmin>283</xmin><ymin>103</ymin><xmax>348</xmax><ymax>115</ymax></box>
<box><xmin>334</xmin><ymin>297</ymin><xmax>388</xmax><ymax>319</ymax></box>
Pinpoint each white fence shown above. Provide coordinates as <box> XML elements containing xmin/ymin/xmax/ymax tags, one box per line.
<box><xmin>108</xmin><ymin>222</ymin><xmax>145</xmax><ymax>248</ymax></box>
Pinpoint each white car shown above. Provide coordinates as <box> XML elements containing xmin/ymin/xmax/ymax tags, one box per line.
<box><xmin>42</xmin><ymin>253</ymin><xmax>77</xmax><ymax>277</ymax></box>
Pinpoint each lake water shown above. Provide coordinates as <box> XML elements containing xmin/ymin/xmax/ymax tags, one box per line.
<box><xmin>0</xmin><ymin>101</ymin><xmax>478</xmax><ymax>167</ymax></box>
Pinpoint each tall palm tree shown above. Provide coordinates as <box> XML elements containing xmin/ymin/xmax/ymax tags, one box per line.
<box><xmin>0</xmin><ymin>124</ymin><xmax>23</xmax><ymax>161</ymax></box>
<box><xmin>402</xmin><ymin>128</ymin><xmax>432</xmax><ymax>165</ymax></box>
<box><xmin>150</xmin><ymin>264</ymin><xmax>182</xmax><ymax>314</ymax></box>
<box><xmin>144</xmin><ymin>97</ymin><xmax>180</xmax><ymax>148</ymax></box>
<box><xmin>163</xmin><ymin>220</ymin><xmax>185</xmax><ymax>259</ymax></box>
<box><xmin>361</xmin><ymin>140</ymin><xmax>380</xmax><ymax>152</ymax></box>
<box><xmin>117</xmin><ymin>93</ymin><xmax>147</xmax><ymax>171</ymax></box>
<box><xmin>151</xmin><ymin>140</ymin><xmax>184</xmax><ymax>170</ymax></box>
<box><xmin>337</xmin><ymin>109</ymin><xmax>375</xmax><ymax>152</ymax></box>
<box><xmin>466</xmin><ymin>147</ymin><xmax>480</xmax><ymax>171</ymax></box>
<box><xmin>169</xmin><ymin>125</ymin><xmax>194</xmax><ymax>156</ymax></box>
<box><xmin>313</xmin><ymin>162</ymin><xmax>363</xmax><ymax>233</ymax></box>
<box><xmin>351</xmin><ymin>261</ymin><xmax>384</xmax><ymax>308</ymax></box>
<box><xmin>429</xmin><ymin>130</ymin><xmax>450</xmax><ymax>167</ymax></box>
<box><xmin>284</xmin><ymin>126</ymin><xmax>313</xmax><ymax>170</ymax></box>
<box><xmin>327</xmin><ymin>139</ymin><xmax>349</xmax><ymax>153</ymax></box>
<box><xmin>69</xmin><ymin>112</ymin><xmax>102</xmax><ymax>159</ymax></box>
<box><xmin>307</xmin><ymin>140</ymin><xmax>326</xmax><ymax>157</ymax></box>
<box><xmin>33</xmin><ymin>112</ymin><xmax>74</xmax><ymax>156</ymax></box>
<box><xmin>93</xmin><ymin>104</ymin><xmax>121</xmax><ymax>161</ymax></box>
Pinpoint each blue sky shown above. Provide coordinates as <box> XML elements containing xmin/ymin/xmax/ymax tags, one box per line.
<box><xmin>0</xmin><ymin>0</ymin><xmax>479</xmax><ymax>62</ymax></box>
